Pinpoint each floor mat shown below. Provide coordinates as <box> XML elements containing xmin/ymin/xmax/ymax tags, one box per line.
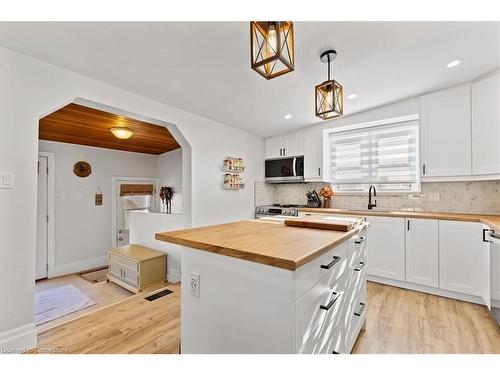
<box><xmin>35</xmin><ymin>284</ymin><xmax>96</xmax><ymax>325</ymax></box>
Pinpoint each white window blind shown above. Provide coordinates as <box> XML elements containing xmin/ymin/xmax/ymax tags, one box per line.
<box><xmin>329</xmin><ymin>120</ymin><xmax>419</xmax><ymax>192</ymax></box>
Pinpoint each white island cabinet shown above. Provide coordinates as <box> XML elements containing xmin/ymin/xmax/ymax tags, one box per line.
<box><xmin>156</xmin><ymin>220</ymin><xmax>368</xmax><ymax>354</ymax></box>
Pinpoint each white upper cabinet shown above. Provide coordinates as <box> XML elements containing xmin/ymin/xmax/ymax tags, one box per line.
<box><xmin>405</xmin><ymin>218</ymin><xmax>439</xmax><ymax>288</ymax></box>
<box><xmin>303</xmin><ymin>131</ymin><xmax>330</xmax><ymax>182</ymax></box>
<box><xmin>420</xmin><ymin>85</ymin><xmax>472</xmax><ymax>178</ymax></box>
<box><xmin>439</xmin><ymin>220</ymin><xmax>485</xmax><ymax>297</ymax></box>
<box><xmin>366</xmin><ymin>216</ymin><xmax>406</xmax><ymax>281</ymax></box>
<box><xmin>265</xmin><ymin>133</ymin><xmax>303</xmax><ymax>159</ymax></box>
<box><xmin>265</xmin><ymin>136</ymin><xmax>285</xmax><ymax>159</ymax></box>
<box><xmin>283</xmin><ymin>133</ymin><xmax>303</xmax><ymax>157</ymax></box>
<box><xmin>472</xmin><ymin>71</ymin><xmax>500</xmax><ymax>176</ymax></box>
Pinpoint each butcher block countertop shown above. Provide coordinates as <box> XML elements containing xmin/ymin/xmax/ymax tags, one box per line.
<box><xmin>155</xmin><ymin>220</ymin><xmax>368</xmax><ymax>271</ymax></box>
<box><xmin>299</xmin><ymin>208</ymin><xmax>500</xmax><ymax>232</ymax></box>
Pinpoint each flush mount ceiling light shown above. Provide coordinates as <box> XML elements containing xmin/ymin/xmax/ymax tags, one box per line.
<box><xmin>447</xmin><ymin>59</ymin><xmax>462</xmax><ymax>68</ymax></box>
<box><xmin>284</xmin><ymin>114</ymin><xmax>293</xmax><ymax>120</ymax></box>
<box><xmin>347</xmin><ymin>93</ymin><xmax>358</xmax><ymax>99</ymax></box>
<box><xmin>110</xmin><ymin>127</ymin><xmax>134</xmax><ymax>139</ymax></box>
<box><xmin>315</xmin><ymin>50</ymin><xmax>344</xmax><ymax>120</ymax></box>
<box><xmin>250</xmin><ymin>21</ymin><xmax>294</xmax><ymax>80</ymax></box>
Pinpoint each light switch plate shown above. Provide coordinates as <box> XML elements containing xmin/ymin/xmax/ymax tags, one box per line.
<box><xmin>0</xmin><ymin>172</ymin><xmax>14</xmax><ymax>189</ymax></box>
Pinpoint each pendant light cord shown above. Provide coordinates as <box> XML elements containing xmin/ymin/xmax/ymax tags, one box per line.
<box><xmin>327</xmin><ymin>54</ymin><xmax>331</xmax><ymax>81</ymax></box>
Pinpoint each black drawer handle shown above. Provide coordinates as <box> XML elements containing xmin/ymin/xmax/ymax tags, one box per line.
<box><xmin>320</xmin><ymin>256</ymin><xmax>341</xmax><ymax>270</ymax></box>
<box><xmin>483</xmin><ymin>228</ymin><xmax>491</xmax><ymax>243</ymax></box>
<box><xmin>354</xmin><ymin>236</ymin><xmax>366</xmax><ymax>244</ymax></box>
<box><xmin>354</xmin><ymin>302</ymin><xmax>366</xmax><ymax>317</ymax></box>
<box><xmin>354</xmin><ymin>261</ymin><xmax>366</xmax><ymax>272</ymax></box>
<box><xmin>320</xmin><ymin>291</ymin><xmax>340</xmax><ymax>311</ymax></box>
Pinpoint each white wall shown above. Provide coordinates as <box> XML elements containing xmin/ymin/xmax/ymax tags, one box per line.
<box><xmin>38</xmin><ymin>140</ymin><xmax>159</xmax><ymax>275</ymax></box>
<box><xmin>0</xmin><ymin>46</ymin><xmax>264</xmax><ymax>350</ymax></box>
<box><xmin>128</xmin><ymin>211</ymin><xmax>185</xmax><ymax>283</ymax></box>
<box><xmin>158</xmin><ymin>149</ymin><xmax>183</xmax><ymax>214</ymax></box>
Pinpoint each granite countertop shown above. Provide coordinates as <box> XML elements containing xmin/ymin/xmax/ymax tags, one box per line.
<box><xmin>155</xmin><ymin>220</ymin><xmax>368</xmax><ymax>271</ymax></box>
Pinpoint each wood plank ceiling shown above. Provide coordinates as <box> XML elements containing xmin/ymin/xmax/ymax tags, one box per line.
<box><xmin>39</xmin><ymin>103</ymin><xmax>180</xmax><ymax>155</ymax></box>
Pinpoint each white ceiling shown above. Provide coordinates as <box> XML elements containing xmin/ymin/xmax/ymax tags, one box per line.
<box><xmin>0</xmin><ymin>22</ymin><xmax>498</xmax><ymax>137</ymax></box>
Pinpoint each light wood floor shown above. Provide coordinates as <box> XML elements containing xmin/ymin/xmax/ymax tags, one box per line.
<box><xmin>35</xmin><ymin>273</ymin><xmax>133</xmax><ymax>330</ymax></box>
<box><xmin>33</xmin><ymin>282</ymin><xmax>500</xmax><ymax>354</ymax></box>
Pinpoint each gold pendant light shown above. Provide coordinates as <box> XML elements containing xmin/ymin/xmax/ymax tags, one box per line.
<box><xmin>315</xmin><ymin>50</ymin><xmax>343</xmax><ymax>120</ymax></box>
<box><xmin>250</xmin><ymin>21</ymin><xmax>294</xmax><ymax>79</ymax></box>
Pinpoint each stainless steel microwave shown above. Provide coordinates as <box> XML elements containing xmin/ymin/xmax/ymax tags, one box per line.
<box><xmin>265</xmin><ymin>156</ymin><xmax>304</xmax><ymax>183</ymax></box>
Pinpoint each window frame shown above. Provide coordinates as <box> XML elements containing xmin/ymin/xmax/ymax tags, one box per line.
<box><xmin>325</xmin><ymin>114</ymin><xmax>421</xmax><ymax>195</ymax></box>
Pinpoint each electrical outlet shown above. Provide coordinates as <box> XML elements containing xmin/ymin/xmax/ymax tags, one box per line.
<box><xmin>189</xmin><ymin>272</ymin><xmax>200</xmax><ymax>298</ymax></box>
<box><xmin>428</xmin><ymin>192</ymin><xmax>440</xmax><ymax>202</ymax></box>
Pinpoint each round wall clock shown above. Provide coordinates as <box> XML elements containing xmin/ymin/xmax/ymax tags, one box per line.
<box><xmin>73</xmin><ymin>161</ymin><xmax>92</xmax><ymax>178</ymax></box>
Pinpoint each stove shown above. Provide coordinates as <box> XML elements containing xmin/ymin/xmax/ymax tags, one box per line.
<box><xmin>255</xmin><ymin>204</ymin><xmax>306</xmax><ymax>218</ymax></box>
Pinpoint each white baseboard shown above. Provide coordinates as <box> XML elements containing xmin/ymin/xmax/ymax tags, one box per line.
<box><xmin>167</xmin><ymin>269</ymin><xmax>181</xmax><ymax>283</ymax></box>
<box><xmin>49</xmin><ymin>256</ymin><xmax>107</xmax><ymax>278</ymax></box>
<box><xmin>0</xmin><ymin>323</ymin><xmax>37</xmax><ymax>353</ymax></box>
<box><xmin>367</xmin><ymin>275</ymin><xmax>484</xmax><ymax>306</ymax></box>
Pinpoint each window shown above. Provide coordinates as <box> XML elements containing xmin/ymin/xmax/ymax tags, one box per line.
<box><xmin>329</xmin><ymin>119</ymin><xmax>419</xmax><ymax>193</ymax></box>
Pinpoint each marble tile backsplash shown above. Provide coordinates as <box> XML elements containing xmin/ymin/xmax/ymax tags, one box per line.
<box><xmin>254</xmin><ymin>181</ymin><xmax>500</xmax><ymax>215</ymax></box>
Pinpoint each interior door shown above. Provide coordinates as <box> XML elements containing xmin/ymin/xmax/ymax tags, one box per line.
<box><xmin>36</xmin><ymin>156</ymin><xmax>48</xmax><ymax>280</ymax></box>
<box><xmin>115</xmin><ymin>180</ymin><xmax>156</xmax><ymax>247</ymax></box>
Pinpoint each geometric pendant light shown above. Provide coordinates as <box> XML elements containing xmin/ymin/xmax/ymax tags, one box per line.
<box><xmin>315</xmin><ymin>49</ymin><xmax>344</xmax><ymax>120</ymax></box>
<box><xmin>250</xmin><ymin>21</ymin><xmax>294</xmax><ymax>80</ymax></box>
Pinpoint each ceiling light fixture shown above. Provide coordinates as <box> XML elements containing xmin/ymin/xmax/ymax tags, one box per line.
<box><xmin>284</xmin><ymin>114</ymin><xmax>293</xmax><ymax>120</ymax></box>
<box><xmin>110</xmin><ymin>127</ymin><xmax>134</xmax><ymax>139</ymax></box>
<box><xmin>250</xmin><ymin>21</ymin><xmax>294</xmax><ymax>80</ymax></box>
<box><xmin>447</xmin><ymin>59</ymin><xmax>462</xmax><ymax>68</ymax></box>
<box><xmin>347</xmin><ymin>93</ymin><xmax>358</xmax><ymax>99</ymax></box>
<box><xmin>315</xmin><ymin>50</ymin><xmax>344</xmax><ymax>120</ymax></box>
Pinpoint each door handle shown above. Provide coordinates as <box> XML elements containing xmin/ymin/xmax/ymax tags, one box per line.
<box><xmin>422</xmin><ymin>164</ymin><xmax>426</xmax><ymax>175</ymax></box>
<box><xmin>318</xmin><ymin>167</ymin><xmax>321</xmax><ymax>176</ymax></box>
<box><xmin>280</xmin><ymin>148</ymin><xmax>282</xmax><ymax>156</ymax></box>
<box><xmin>320</xmin><ymin>291</ymin><xmax>341</xmax><ymax>311</ymax></box>
<box><xmin>354</xmin><ymin>261</ymin><xmax>366</xmax><ymax>271</ymax></box>
<box><xmin>320</xmin><ymin>256</ymin><xmax>341</xmax><ymax>269</ymax></box>
<box><xmin>354</xmin><ymin>302</ymin><xmax>366</xmax><ymax>317</ymax></box>
<box><xmin>483</xmin><ymin>228</ymin><xmax>491</xmax><ymax>243</ymax></box>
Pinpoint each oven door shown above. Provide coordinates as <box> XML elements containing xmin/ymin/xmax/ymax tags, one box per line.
<box><xmin>265</xmin><ymin>156</ymin><xmax>304</xmax><ymax>183</ymax></box>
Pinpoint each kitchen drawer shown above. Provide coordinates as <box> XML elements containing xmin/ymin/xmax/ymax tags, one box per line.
<box><xmin>348</xmin><ymin>229</ymin><xmax>367</xmax><ymax>259</ymax></box>
<box><xmin>295</xmin><ymin>270</ymin><xmax>346</xmax><ymax>353</ymax></box>
<box><xmin>344</xmin><ymin>266</ymin><xmax>367</xmax><ymax>353</ymax></box>
<box><xmin>295</xmin><ymin>242</ymin><xmax>348</xmax><ymax>300</ymax></box>
<box><xmin>109</xmin><ymin>253</ymin><xmax>139</xmax><ymax>271</ymax></box>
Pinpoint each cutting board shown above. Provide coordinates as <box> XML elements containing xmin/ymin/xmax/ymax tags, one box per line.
<box><xmin>284</xmin><ymin>215</ymin><xmax>363</xmax><ymax>232</ymax></box>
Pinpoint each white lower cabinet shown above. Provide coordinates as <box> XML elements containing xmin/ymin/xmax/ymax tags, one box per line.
<box><xmin>438</xmin><ymin>220</ymin><xmax>484</xmax><ymax>296</ymax></box>
<box><xmin>366</xmin><ymin>216</ymin><xmax>406</xmax><ymax>281</ymax></box>
<box><xmin>405</xmin><ymin>218</ymin><xmax>439</xmax><ymax>287</ymax></box>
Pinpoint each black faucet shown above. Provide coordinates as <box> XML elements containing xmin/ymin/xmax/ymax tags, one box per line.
<box><xmin>368</xmin><ymin>185</ymin><xmax>377</xmax><ymax>210</ymax></box>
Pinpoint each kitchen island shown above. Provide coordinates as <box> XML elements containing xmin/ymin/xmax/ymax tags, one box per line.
<box><xmin>156</xmin><ymin>219</ymin><xmax>369</xmax><ymax>354</ymax></box>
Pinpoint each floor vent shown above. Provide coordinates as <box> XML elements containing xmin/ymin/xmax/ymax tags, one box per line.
<box><xmin>145</xmin><ymin>289</ymin><xmax>173</xmax><ymax>301</ymax></box>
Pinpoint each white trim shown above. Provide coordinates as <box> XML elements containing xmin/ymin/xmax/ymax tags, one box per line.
<box><xmin>111</xmin><ymin>176</ymin><xmax>159</xmax><ymax>248</ymax></box>
<box><xmin>38</xmin><ymin>151</ymin><xmax>55</xmax><ymax>279</ymax></box>
<box><xmin>367</xmin><ymin>275</ymin><xmax>485</xmax><ymax>306</ymax></box>
<box><xmin>49</xmin><ymin>255</ymin><xmax>107</xmax><ymax>278</ymax></box>
<box><xmin>167</xmin><ymin>269</ymin><xmax>181</xmax><ymax>283</ymax></box>
<box><xmin>422</xmin><ymin>173</ymin><xmax>500</xmax><ymax>182</ymax></box>
<box><xmin>0</xmin><ymin>323</ymin><xmax>37</xmax><ymax>353</ymax></box>
<box><xmin>324</xmin><ymin>114</ymin><xmax>419</xmax><ymax>135</ymax></box>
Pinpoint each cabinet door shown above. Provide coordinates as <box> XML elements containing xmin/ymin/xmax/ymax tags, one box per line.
<box><xmin>303</xmin><ymin>132</ymin><xmax>322</xmax><ymax>180</ymax></box>
<box><xmin>420</xmin><ymin>85</ymin><xmax>472</xmax><ymax>177</ymax></box>
<box><xmin>405</xmin><ymin>218</ymin><xmax>439</xmax><ymax>287</ymax></box>
<box><xmin>439</xmin><ymin>220</ymin><xmax>484</xmax><ymax>297</ymax></box>
<box><xmin>472</xmin><ymin>71</ymin><xmax>500</xmax><ymax>175</ymax></box>
<box><xmin>265</xmin><ymin>136</ymin><xmax>283</xmax><ymax>159</ymax></box>
<box><xmin>491</xmin><ymin>233</ymin><xmax>500</xmax><ymax>303</ymax></box>
<box><xmin>283</xmin><ymin>133</ymin><xmax>303</xmax><ymax>157</ymax></box>
<box><xmin>366</xmin><ymin>216</ymin><xmax>406</xmax><ymax>281</ymax></box>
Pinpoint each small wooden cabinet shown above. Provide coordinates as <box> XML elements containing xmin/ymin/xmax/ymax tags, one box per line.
<box><xmin>107</xmin><ymin>244</ymin><xmax>166</xmax><ymax>293</ymax></box>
